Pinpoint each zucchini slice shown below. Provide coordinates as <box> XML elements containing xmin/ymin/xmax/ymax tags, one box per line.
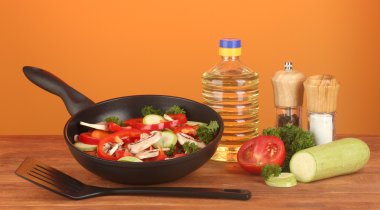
<box><xmin>153</xmin><ymin>131</ymin><xmax>178</xmax><ymax>148</ymax></box>
<box><xmin>143</xmin><ymin>114</ymin><xmax>164</xmax><ymax>125</ymax></box>
<box><xmin>118</xmin><ymin>156</ymin><xmax>143</xmax><ymax>162</ymax></box>
<box><xmin>186</xmin><ymin>121</ymin><xmax>207</xmax><ymax>126</ymax></box>
<box><xmin>265</xmin><ymin>173</ymin><xmax>297</xmax><ymax>188</ymax></box>
<box><xmin>73</xmin><ymin>142</ymin><xmax>98</xmax><ymax>152</ymax></box>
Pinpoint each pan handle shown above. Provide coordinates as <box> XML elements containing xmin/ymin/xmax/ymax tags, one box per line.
<box><xmin>23</xmin><ymin>66</ymin><xmax>95</xmax><ymax>116</ymax></box>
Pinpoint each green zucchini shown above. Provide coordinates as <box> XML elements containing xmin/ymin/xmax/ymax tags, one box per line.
<box><xmin>153</xmin><ymin>131</ymin><xmax>177</xmax><ymax>148</ymax></box>
<box><xmin>290</xmin><ymin>138</ymin><xmax>370</xmax><ymax>183</ymax></box>
<box><xmin>73</xmin><ymin>142</ymin><xmax>97</xmax><ymax>152</ymax></box>
<box><xmin>265</xmin><ymin>173</ymin><xmax>297</xmax><ymax>187</ymax></box>
<box><xmin>143</xmin><ymin>114</ymin><xmax>164</xmax><ymax>124</ymax></box>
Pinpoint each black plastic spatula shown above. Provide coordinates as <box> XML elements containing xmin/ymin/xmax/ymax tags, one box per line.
<box><xmin>15</xmin><ymin>158</ymin><xmax>251</xmax><ymax>200</ymax></box>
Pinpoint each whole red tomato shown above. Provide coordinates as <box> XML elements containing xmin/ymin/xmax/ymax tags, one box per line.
<box><xmin>237</xmin><ymin>135</ymin><xmax>285</xmax><ymax>175</ymax></box>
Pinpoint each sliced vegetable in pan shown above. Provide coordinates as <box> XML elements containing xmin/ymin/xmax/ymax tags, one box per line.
<box><xmin>76</xmin><ymin>105</ymin><xmax>219</xmax><ymax>162</ymax></box>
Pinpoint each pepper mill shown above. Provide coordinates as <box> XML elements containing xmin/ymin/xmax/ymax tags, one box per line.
<box><xmin>304</xmin><ymin>75</ymin><xmax>340</xmax><ymax>145</ymax></box>
<box><xmin>272</xmin><ymin>62</ymin><xmax>306</xmax><ymax>127</ymax></box>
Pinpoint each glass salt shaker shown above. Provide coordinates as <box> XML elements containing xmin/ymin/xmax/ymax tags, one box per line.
<box><xmin>272</xmin><ymin>62</ymin><xmax>305</xmax><ymax>127</ymax></box>
<box><xmin>304</xmin><ymin>75</ymin><xmax>340</xmax><ymax>145</ymax></box>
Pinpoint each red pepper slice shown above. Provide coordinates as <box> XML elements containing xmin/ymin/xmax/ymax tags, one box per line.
<box><xmin>124</xmin><ymin>118</ymin><xmax>143</xmax><ymax>126</ymax></box>
<box><xmin>173</xmin><ymin>125</ymin><xmax>198</xmax><ymax>136</ymax></box>
<box><xmin>107</xmin><ymin>122</ymin><xmax>133</xmax><ymax>132</ymax></box>
<box><xmin>107</xmin><ymin>122</ymin><xmax>123</xmax><ymax>132</ymax></box>
<box><xmin>97</xmin><ymin>129</ymin><xmax>145</xmax><ymax>160</ymax></box>
<box><xmin>79</xmin><ymin>132</ymin><xmax>100</xmax><ymax>145</ymax></box>
<box><xmin>127</xmin><ymin>114</ymin><xmax>188</xmax><ymax>131</ymax></box>
<box><xmin>91</xmin><ymin>130</ymin><xmax>109</xmax><ymax>139</ymax></box>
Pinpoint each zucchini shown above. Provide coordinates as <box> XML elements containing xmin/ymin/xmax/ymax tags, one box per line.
<box><xmin>143</xmin><ymin>114</ymin><xmax>164</xmax><ymax>124</ymax></box>
<box><xmin>290</xmin><ymin>138</ymin><xmax>370</xmax><ymax>183</ymax></box>
<box><xmin>265</xmin><ymin>173</ymin><xmax>297</xmax><ymax>187</ymax></box>
<box><xmin>153</xmin><ymin>131</ymin><xmax>177</xmax><ymax>148</ymax></box>
<box><xmin>73</xmin><ymin>142</ymin><xmax>97</xmax><ymax>152</ymax></box>
<box><xmin>118</xmin><ymin>156</ymin><xmax>143</xmax><ymax>162</ymax></box>
<box><xmin>186</xmin><ymin>121</ymin><xmax>207</xmax><ymax>126</ymax></box>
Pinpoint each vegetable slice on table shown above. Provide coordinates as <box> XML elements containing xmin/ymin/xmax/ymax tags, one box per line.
<box><xmin>265</xmin><ymin>173</ymin><xmax>297</xmax><ymax>188</ymax></box>
<box><xmin>290</xmin><ymin>138</ymin><xmax>370</xmax><ymax>183</ymax></box>
<box><xmin>237</xmin><ymin>135</ymin><xmax>285</xmax><ymax>175</ymax></box>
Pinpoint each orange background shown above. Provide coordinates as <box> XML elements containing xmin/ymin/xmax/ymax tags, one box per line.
<box><xmin>1</xmin><ymin>0</ymin><xmax>379</xmax><ymax>135</ymax></box>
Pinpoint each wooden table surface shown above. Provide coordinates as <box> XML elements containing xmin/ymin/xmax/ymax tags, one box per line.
<box><xmin>0</xmin><ymin>135</ymin><xmax>379</xmax><ymax>209</ymax></box>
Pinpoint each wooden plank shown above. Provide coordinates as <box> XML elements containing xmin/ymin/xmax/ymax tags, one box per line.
<box><xmin>0</xmin><ymin>135</ymin><xmax>379</xmax><ymax>209</ymax></box>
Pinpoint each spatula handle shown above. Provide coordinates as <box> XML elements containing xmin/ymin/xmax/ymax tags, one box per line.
<box><xmin>95</xmin><ymin>187</ymin><xmax>251</xmax><ymax>200</ymax></box>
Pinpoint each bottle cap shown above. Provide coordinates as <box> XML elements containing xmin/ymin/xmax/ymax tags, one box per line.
<box><xmin>219</xmin><ymin>38</ymin><xmax>241</xmax><ymax>56</ymax></box>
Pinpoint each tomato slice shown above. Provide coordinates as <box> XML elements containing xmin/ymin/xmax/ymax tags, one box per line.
<box><xmin>237</xmin><ymin>135</ymin><xmax>285</xmax><ymax>175</ymax></box>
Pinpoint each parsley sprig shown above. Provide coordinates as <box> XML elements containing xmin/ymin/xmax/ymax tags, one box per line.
<box><xmin>104</xmin><ymin>116</ymin><xmax>125</xmax><ymax>126</ymax></box>
<box><xmin>183</xmin><ymin>142</ymin><xmax>200</xmax><ymax>154</ymax></box>
<box><xmin>196</xmin><ymin>121</ymin><xmax>219</xmax><ymax>144</ymax></box>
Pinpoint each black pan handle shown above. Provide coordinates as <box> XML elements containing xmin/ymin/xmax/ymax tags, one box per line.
<box><xmin>23</xmin><ymin>66</ymin><xmax>95</xmax><ymax>116</ymax></box>
<box><xmin>94</xmin><ymin>186</ymin><xmax>251</xmax><ymax>200</ymax></box>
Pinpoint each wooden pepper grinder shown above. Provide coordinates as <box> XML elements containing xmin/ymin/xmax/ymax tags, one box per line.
<box><xmin>272</xmin><ymin>62</ymin><xmax>306</xmax><ymax>127</ymax></box>
<box><xmin>304</xmin><ymin>75</ymin><xmax>340</xmax><ymax>145</ymax></box>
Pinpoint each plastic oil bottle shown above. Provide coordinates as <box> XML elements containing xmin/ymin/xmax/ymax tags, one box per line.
<box><xmin>202</xmin><ymin>38</ymin><xmax>259</xmax><ymax>162</ymax></box>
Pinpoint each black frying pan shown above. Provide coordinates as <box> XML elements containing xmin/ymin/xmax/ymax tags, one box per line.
<box><xmin>23</xmin><ymin>66</ymin><xmax>224</xmax><ymax>185</ymax></box>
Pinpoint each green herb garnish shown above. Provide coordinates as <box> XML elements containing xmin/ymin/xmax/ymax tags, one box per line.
<box><xmin>165</xmin><ymin>105</ymin><xmax>186</xmax><ymax>115</ymax></box>
<box><xmin>263</xmin><ymin>124</ymin><xmax>315</xmax><ymax>172</ymax></box>
<box><xmin>197</xmin><ymin>120</ymin><xmax>219</xmax><ymax>144</ymax></box>
<box><xmin>164</xmin><ymin>144</ymin><xmax>176</xmax><ymax>157</ymax></box>
<box><xmin>104</xmin><ymin>116</ymin><xmax>125</xmax><ymax>126</ymax></box>
<box><xmin>141</xmin><ymin>105</ymin><xmax>162</xmax><ymax>116</ymax></box>
<box><xmin>261</xmin><ymin>164</ymin><xmax>282</xmax><ymax>180</ymax></box>
<box><xmin>183</xmin><ymin>142</ymin><xmax>200</xmax><ymax>154</ymax></box>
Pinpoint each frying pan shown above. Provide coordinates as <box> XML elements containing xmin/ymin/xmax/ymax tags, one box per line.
<box><xmin>23</xmin><ymin>66</ymin><xmax>224</xmax><ymax>185</ymax></box>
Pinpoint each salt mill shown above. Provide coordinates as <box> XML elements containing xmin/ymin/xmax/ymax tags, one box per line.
<box><xmin>272</xmin><ymin>62</ymin><xmax>306</xmax><ymax>127</ymax></box>
<box><xmin>304</xmin><ymin>75</ymin><xmax>340</xmax><ymax>145</ymax></box>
